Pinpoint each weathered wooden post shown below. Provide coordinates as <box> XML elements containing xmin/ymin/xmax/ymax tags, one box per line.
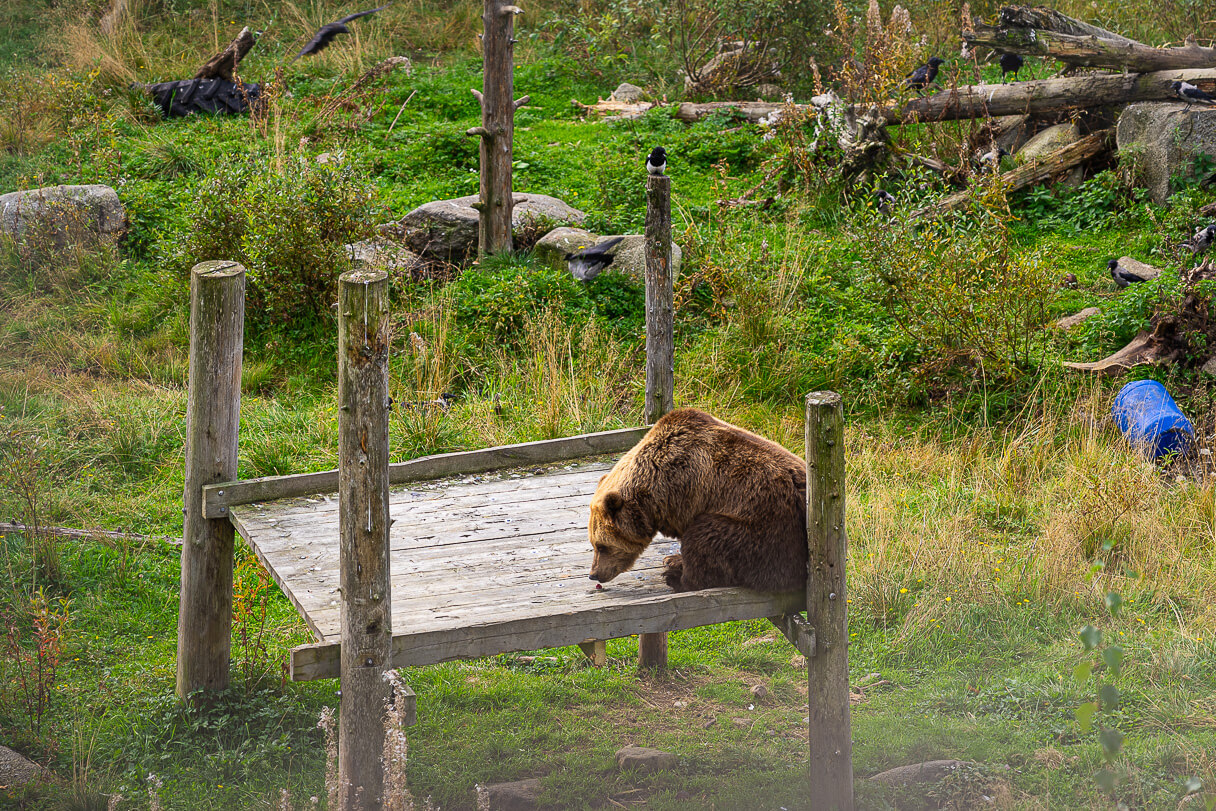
<box><xmin>337</xmin><ymin>269</ymin><xmax>393</xmax><ymax>810</ymax></box>
<box><xmin>639</xmin><ymin>170</ymin><xmax>674</xmax><ymax>670</ymax></box>
<box><xmin>468</xmin><ymin>0</ymin><xmax>529</xmax><ymax>257</ymax></box>
<box><xmin>177</xmin><ymin>260</ymin><xmax>245</xmax><ymax>701</ymax></box>
<box><xmin>805</xmin><ymin>391</ymin><xmax>853</xmax><ymax>809</ymax></box>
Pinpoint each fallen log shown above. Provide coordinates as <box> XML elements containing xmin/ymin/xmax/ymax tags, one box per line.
<box><xmin>964</xmin><ymin>6</ymin><xmax>1216</xmax><ymax>73</ymax></box>
<box><xmin>1062</xmin><ymin>331</ymin><xmax>1173</xmax><ymax>375</ymax></box>
<box><xmin>0</xmin><ymin>521</ymin><xmax>181</xmax><ymax>547</ymax></box>
<box><xmin>911</xmin><ymin>129</ymin><xmax>1112</xmax><ymax>218</ymax></box>
<box><xmin>674</xmin><ymin>100</ymin><xmax>794</xmax><ymax>123</ymax></box>
<box><xmin>194</xmin><ymin>27</ymin><xmax>257</xmax><ymax>81</ymax></box>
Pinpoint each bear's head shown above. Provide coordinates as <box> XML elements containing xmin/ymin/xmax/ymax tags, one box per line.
<box><xmin>587</xmin><ymin>489</ymin><xmax>655</xmax><ymax>583</ymax></box>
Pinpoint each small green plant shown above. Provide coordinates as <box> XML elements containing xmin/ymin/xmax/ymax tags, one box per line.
<box><xmin>1074</xmin><ymin>591</ymin><xmax>1126</xmax><ymax>797</ymax></box>
<box><xmin>232</xmin><ymin>551</ymin><xmax>275</xmax><ymax>693</ymax></box>
<box><xmin>3</xmin><ymin>587</ymin><xmax>71</xmax><ymax>733</ymax></box>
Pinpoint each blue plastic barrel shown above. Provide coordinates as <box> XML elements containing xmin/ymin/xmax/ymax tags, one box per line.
<box><xmin>1111</xmin><ymin>380</ymin><xmax>1194</xmax><ymax>460</ymax></box>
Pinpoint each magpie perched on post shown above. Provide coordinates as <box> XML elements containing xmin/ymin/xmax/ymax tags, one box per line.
<box><xmin>646</xmin><ymin>146</ymin><xmax>667</xmax><ymax>176</ymax></box>
<box><xmin>905</xmin><ymin>57</ymin><xmax>945</xmax><ymax>90</ymax></box>
<box><xmin>1108</xmin><ymin>258</ymin><xmax>1150</xmax><ymax>288</ymax></box>
<box><xmin>292</xmin><ymin>5</ymin><xmax>388</xmax><ymax>61</ymax></box>
<box><xmin>999</xmin><ymin>52</ymin><xmax>1023</xmax><ymax>82</ymax></box>
<box><xmin>1185</xmin><ymin>222</ymin><xmax>1216</xmax><ymax>254</ymax></box>
<box><xmin>566</xmin><ymin>236</ymin><xmax>625</xmax><ymax>281</ymax></box>
<box><xmin>875</xmin><ymin>189</ymin><xmax>895</xmax><ymax>216</ymax></box>
<box><xmin>1171</xmin><ymin>80</ymin><xmax>1216</xmax><ymax>111</ymax></box>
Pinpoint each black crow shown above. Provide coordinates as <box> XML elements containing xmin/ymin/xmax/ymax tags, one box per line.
<box><xmin>1172</xmin><ymin>80</ymin><xmax>1216</xmax><ymax>111</ymax></box>
<box><xmin>293</xmin><ymin>6</ymin><xmax>388</xmax><ymax>61</ymax></box>
<box><xmin>566</xmin><ymin>236</ymin><xmax>625</xmax><ymax>282</ymax></box>
<box><xmin>998</xmin><ymin>52</ymin><xmax>1023</xmax><ymax>82</ymax></box>
<box><xmin>875</xmin><ymin>189</ymin><xmax>895</xmax><ymax>216</ymax></box>
<box><xmin>646</xmin><ymin>146</ymin><xmax>667</xmax><ymax>176</ymax></box>
<box><xmin>1186</xmin><ymin>222</ymin><xmax>1216</xmax><ymax>254</ymax></box>
<box><xmin>1108</xmin><ymin>258</ymin><xmax>1150</xmax><ymax>288</ymax></box>
<box><xmin>905</xmin><ymin>57</ymin><xmax>945</xmax><ymax>90</ymax></box>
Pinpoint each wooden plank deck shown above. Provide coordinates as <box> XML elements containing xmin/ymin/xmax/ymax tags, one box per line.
<box><xmin>230</xmin><ymin>459</ymin><xmax>804</xmax><ymax>681</ymax></box>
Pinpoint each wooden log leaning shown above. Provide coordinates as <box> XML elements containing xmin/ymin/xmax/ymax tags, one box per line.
<box><xmin>337</xmin><ymin>269</ymin><xmax>393</xmax><ymax>811</ymax></box>
<box><xmin>805</xmin><ymin>391</ymin><xmax>853</xmax><ymax>810</ymax></box>
<box><xmin>177</xmin><ymin>261</ymin><xmax>245</xmax><ymax>701</ymax></box>
<box><xmin>910</xmin><ymin>130</ymin><xmax>1112</xmax><ymax>219</ymax></box>
<box><xmin>194</xmin><ymin>27</ymin><xmax>257</xmax><ymax>81</ymax></box>
<box><xmin>201</xmin><ymin>427</ymin><xmax>649</xmax><ymax>518</ymax></box>
<box><xmin>638</xmin><ymin>171</ymin><xmax>675</xmax><ymax>671</ymax></box>
<box><xmin>965</xmin><ymin>21</ymin><xmax>1216</xmax><ymax>73</ymax></box>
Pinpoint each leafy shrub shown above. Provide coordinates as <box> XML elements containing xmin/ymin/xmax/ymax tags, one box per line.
<box><xmin>181</xmin><ymin>155</ymin><xmax>377</xmax><ymax>331</ymax></box>
<box><xmin>1013</xmin><ymin>170</ymin><xmax>1142</xmax><ymax>234</ymax></box>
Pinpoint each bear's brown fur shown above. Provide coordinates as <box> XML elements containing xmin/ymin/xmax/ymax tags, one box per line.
<box><xmin>587</xmin><ymin>408</ymin><xmax>807</xmax><ymax>592</ymax></box>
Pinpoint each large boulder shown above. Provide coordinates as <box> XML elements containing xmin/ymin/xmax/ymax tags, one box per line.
<box><xmin>1117</xmin><ymin>102</ymin><xmax>1216</xmax><ymax>203</ymax></box>
<box><xmin>534</xmin><ymin>227</ymin><xmax>682</xmax><ymax>282</ymax></box>
<box><xmin>391</xmin><ymin>194</ymin><xmax>585</xmax><ymax>264</ymax></box>
<box><xmin>532</xmin><ymin>227</ymin><xmax>598</xmax><ymax>269</ymax></box>
<box><xmin>346</xmin><ymin>237</ymin><xmax>423</xmax><ymax>278</ymax></box>
<box><xmin>0</xmin><ymin>745</ymin><xmax>47</xmax><ymax>789</ymax></box>
<box><xmin>0</xmin><ymin>184</ymin><xmax>126</xmax><ymax>248</ymax></box>
<box><xmin>1016</xmin><ymin>123</ymin><xmax>1084</xmax><ymax>186</ymax></box>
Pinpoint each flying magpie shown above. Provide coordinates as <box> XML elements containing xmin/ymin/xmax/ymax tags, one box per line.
<box><xmin>1108</xmin><ymin>258</ymin><xmax>1150</xmax><ymax>288</ymax></box>
<box><xmin>566</xmin><ymin>236</ymin><xmax>625</xmax><ymax>282</ymax></box>
<box><xmin>293</xmin><ymin>6</ymin><xmax>388</xmax><ymax>61</ymax></box>
<box><xmin>646</xmin><ymin>146</ymin><xmax>667</xmax><ymax>176</ymax></box>
<box><xmin>1172</xmin><ymin>80</ymin><xmax>1216</xmax><ymax>111</ymax></box>
<box><xmin>999</xmin><ymin>52</ymin><xmax>1023</xmax><ymax>82</ymax></box>
<box><xmin>875</xmin><ymin>189</ymin><xmax>895</xmax><ymax>216</ymax></box>
<box><xmin>906</xmin><ymin>57</ymin><xmax>945</xmax><ymax>91</ymax></box>
<box><xmin>1186</xmin><ymin>222</ymin><xmax>1216</xmax><ymax>254</ymax></box>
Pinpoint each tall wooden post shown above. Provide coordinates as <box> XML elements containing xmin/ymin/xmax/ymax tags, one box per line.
<box><xmin>337</xmin><ymin>269</ymin><xmax>393</xmax><ymax>810</ymax></box>
<box><xmin>639</xmin><ymin>171</ymin><xmax>674</xmax><ymax>670</ymax></box>
<box><xmin>177</xmin><ymin>261</ymin><xmax>244</xmax><ymax>701</ymax></box>
<box><xmin>805</xmin><ymin>391</ymin><xmax>853</xmax><ymax>810</ymax></box>
<box><xmin>468</xmin><ymin>0</ymin><xmax>529</xmax><ymax>257</ymax></box>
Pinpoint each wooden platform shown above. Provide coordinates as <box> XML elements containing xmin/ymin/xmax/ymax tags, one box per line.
<box><xmin>230</xmin><ymin>459</ymin><xmax>804</xmax><ymax>681</ymax></box>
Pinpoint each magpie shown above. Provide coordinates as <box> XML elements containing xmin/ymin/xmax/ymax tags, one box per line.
<box><xmin>875</xmin><ymin>189</ymin><xmax>895</xmax><ymax>216</ymax></box>
<box><xmin>1186</xmin><ymin>222</ymin><xmax>1216</xmax><ymax>254</ymax></box>
<box><xmin>999</xmin><ymin>52</ymin><xmax>1023</xmax><ymax>82</ymax></box>
<box><xmin>292</xmin><ymin>5</ymin><xmax>388</xmax><ymax>61</ymax></box>
<box><xmin>905</xmin><ymin>57</ymin><xmax>945</xmax><ymax>91</ymax></box>
<box><xmin>566</xmin><ymin>236</ymin><xmax>625</xmax><ymax>282</ymax></box>
<box><xmin>646</xmin><ymin>146</ymin><xmax>667</xmax><ymax>176</ymax></box>
<box><xmin>1108</xmin><ymin>258</ymin><xmax>1150</xmax><ymax>288</ymax></box>
<box><xmin>975</xmin><ymin>146</ymin><xmax>1010</xmax><ymax>169</ymax></box>
<box><xmin>1171</xmin><ymin>80</ymin><xmax>1216</xmax><ymax>111</ymax></box>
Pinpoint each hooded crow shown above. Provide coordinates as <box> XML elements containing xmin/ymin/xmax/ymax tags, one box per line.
<box><xmin>1172</xmin><ymin>80</ymin><xmax>1216</xmax><ymax>111</ymax></box>
<box><xmin>646</xmin><ymin>146</ymin><xmax>667</xmax><ymax>176</ymax></box>
<box><xmin>293</xmin><ymin>6</ymin><xmax>388</xmax><ymax>61</ymax></box>
<box><xmin>999</xmin><ymin>52</ymin><xmax>1023</xmax><ymax>81</ymax></box>
<box><xmin>975</xmin><ymin>146</ymin><xmax>1010</xmax><ymax>170</ymax></box>
<box><xmin>1109</xmin><ymin>258</ymin><xmax>1150</xmax><ymax>288</ymax></box>
<box><xmin>566</xmin><ymin>236</ymin><xmax>625</xmax><ymax>281</ymax></box>
<box><xmin>1186</xmin><ymin>223</ymin><xmax>1216</xmax><ymax>254</ymax></box>
<box><xmin>906</xmin><ymin>57</ymin><xmax>945</xmax><ymax>90</ymax></box>
<box><xmin>875</xmin><ymin>189</ymin><xmax>895</xmax><ymax>216</ymax></box>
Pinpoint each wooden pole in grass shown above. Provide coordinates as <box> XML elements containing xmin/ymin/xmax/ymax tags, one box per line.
<box><xmin>639</xmin><ymin>171</ymin><xmax>673</xmax><ymax>671</ymax></box>
<box><xmin>468</xmin><ymin>0</ymin><xmax>529</xmax><ymax>257</ymax></box>
<box><xmin>805</xmin><ymin>391</ymin><xmax>853</xmax><ymax>809</ymax></box>
<box><xmin>337</xmin><ymin>269</ymin><xmax>393</xmax><ymax>810</ymax></box>
<box><xmin>177</xmin><ymin>260</ymin><xmax>245</xmax><ymax>701</ymax></box>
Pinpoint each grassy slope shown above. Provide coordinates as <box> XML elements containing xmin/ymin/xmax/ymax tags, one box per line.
<box><xmin>1</xmin><ymin>2</ymin><xmax>1216</xmax><ymax>810</ymax></box>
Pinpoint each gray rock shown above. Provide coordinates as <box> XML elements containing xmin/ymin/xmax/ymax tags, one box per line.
<box><xmin>1117</xmin><ymin>103</ymin><xmax>1216</xmax><ymax>203</ymax></box>
<box><xmin>610</xmin><ymin>82</ymin><xmax>645</xmax><ymax>103</ymax></box>
<box><xmin>869</xmin><ymin>759</ymin><xmax>973</xmax><ymax>786</ymax></box>
<box><xmin>757</xmin><ymin>83</ymin><xmax>784</xmax><ymax>100</ymax></box>
<box><xmin>615</xmin><ymin>745</ymin><xmax>679</xmax><ymax>773</ymax></box>
<box><xmin>346</xmin><ymin>237</ymin><xmax>423</xmax><ymax>277</ymax></box>
<box><xmin>0</xmin><ymin>184</ymin><xmax>126</xmax><ymax>248</ymax></box>
<box><xmin>484</xmin><ymin>778</ymin><xmax>541</xmax><ymax>810</ymax></box>
<box><xmin>533</xmin><ymin>226</ymin><xmax>599</xmax><ymax>270</ymax></box>
<box><xmin>393</xmin><ymin>194</ymin><xmax>586</xmax><ymax>264</ymax></box>
<box><xmin>602</xmin><ymin>234</ymin><xmax>683</xmax><ymax>282</ymax></box>
<box><xmin>1114</xmin><ymin>256</ymin><xmax>1163</xmax><ymax>283</ymax></box>
<box><xmin>1202</xmin><ymin>355</ymin><xmax>1216</xmax><ymax>377</ymax></box>
<box><xmin>1054</xmin><ymin>306</ymin><xmax>1101</xmax><ymax>330</ymax></box>
<box><xmin>1017</xmin><ymin>123</ymin><xmax>1083</xmax><ymax>186</ymax></box>
<box><xmin>0</xmin><ymin>745</ymin><xmax>47</xmax><ymax>788</ymax></box>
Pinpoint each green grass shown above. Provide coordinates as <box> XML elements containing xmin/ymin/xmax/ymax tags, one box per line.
<box><xmin>3</xmin><ymin>0</ymin><xmax>1216</xmax><ymax>808</ymax></box>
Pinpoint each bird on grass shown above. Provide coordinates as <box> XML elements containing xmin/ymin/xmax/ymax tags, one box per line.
<box><xmin>905</xmin><ymin>57</ymin><xmax>945</xmax><ymax>91</ymax></box>
<box><xmin>875</xmin><ymin>189</ymin><xmax>895</xmax><ymax>216</ymax></box>
<box><xmin>974</xmin><ymin>146</ymin><xmax>1010</xmax><ymax>170</ymax></box>
<box><xmin>646</xmin><ymin>146</ymin><xmax>667</xmax><ymax>176</ymax></box>
<box><xmin>1185</xmin><ymin>222</ymin><xmax>1216</xmax><ymax>254</ymax></box>
<box><xmin>1109</xmin><ymin>258</ymin><xmax>1151</xmax><ymax>288</ymax></box>
<box><xmin>566</xmin><ymin>236</ymin><xmax>624</xmax><ymax>282</ymax></box>
<box><xmin>292</xmin><ymin>5</ymin><xmax>388</xmax><ymax>62</ymax></box>
<box><xmin>999</xmin><ymin>52</ymin><xmax>1024</xmax><ymax>82</ymax></box>
<box><xmin>1171</xmin><ymin>80</ymin><xmax>1216</xmax><ymax>111</ymax></box>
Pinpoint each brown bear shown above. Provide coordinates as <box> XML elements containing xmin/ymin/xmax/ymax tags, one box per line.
<box><xmin>587</xmin><ymin>408</ymin><xmax>807</xmax><ymax>592</ymax></box>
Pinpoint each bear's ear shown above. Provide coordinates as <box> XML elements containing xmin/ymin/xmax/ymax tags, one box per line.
<box><xmin>603</xmin><ymin>491</ymin><xmax>624</xmax><ymax>514</ymax></box>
